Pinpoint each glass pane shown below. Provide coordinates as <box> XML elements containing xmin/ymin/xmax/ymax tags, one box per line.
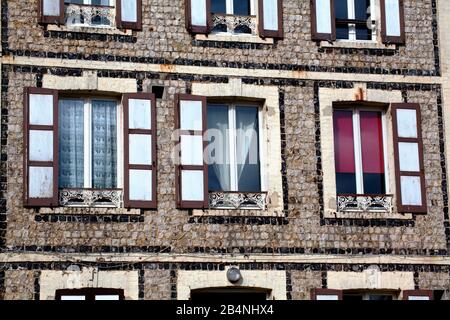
<box><xmin>91</xmin><ymin>0</ymin><xmax>110</xmax><ymax>5</ymax></box>
<box><xmin>333</xmin><ymin>110</ymin><xmax>356</xmax><ymax>194</ymax></box>
<box><xmin>336</xmin><ymin>25</ymin><xmax>349</xmax><ymax>40</ymax></box>
<box><xmin>368</xmin><ymin>295</ymin><xmax>393</xmax><ymax>301</ymax></box>
<box><xmin>356</xmin><ymin>26</ymin><xmax>372</xmax><ymax>40</ymax></box>
<box><xmin>65</xmin><ymin>0</ymin><xmax>84</xmax><ymax>4</ymax></box>
<box><xmin>236</xmin><ymin>106</ymin><xmax>260</xmax><ymax>192</ymax></box>
<box><xmin>343</xmin><ymin>294</ymin><xmax>364</xmax><ymax>301</ymax></box>
<box><xmin>355</xmin><ymin>0</ymin><xmax>370</xmax><ymax>20</ymax></box>
<box><xmin>234</xmin><ymin>0</ymin><xmax>250</xmax><ymax>15</ymax></box>
<box><xmin>334</xmin><ymin>0</ymin><xmax>348</xmax><ymax>19</ymax></box>
<box><xmin>360</xmin><ymin>111</ymin><xmax>385</xmax><ymax>195</ymax></box>
<box><xmin>92</xmin><ymin>100</ymin><xmax>117</xmax><ymax>189</ymax></box>
<box><xmin>211</xmin><ymin>0</ymin><xmax>226</xmax><ymax>14</ymax></box>
<box><xmin>207</xmin><ymin>105</ymin><xmax>230</xmax><ymax>191</ymax></box>
<box><xmin>58</xmin><ymin>99</ymin><xmax>84</xmax><ymax>188</ymax></box>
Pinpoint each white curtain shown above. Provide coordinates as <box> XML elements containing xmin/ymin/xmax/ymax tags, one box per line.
<box><xmin>58</xmin><ymin>99</ymin><xmax>85</xmax><ymax>188</ymax></box>
<box><xmin>92</xmin><ymin>100</ymin><xmax>117</xmax><ymax>189</ymax></box>
<box><xmin>207</xmin><ymin>105</ymin><xmax>231</xmax><ymax>191</ymax></box>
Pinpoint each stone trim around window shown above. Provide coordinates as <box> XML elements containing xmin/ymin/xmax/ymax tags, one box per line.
<box><xmin>319</xmin><ymin>84</ymin><xmax>413</xmax><ymax>220</ymax></box>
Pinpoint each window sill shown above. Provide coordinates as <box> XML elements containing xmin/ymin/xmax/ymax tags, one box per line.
<box><xmin>47</xmin><ymin>24</ymin><xmax>132</xmax><ymax>36</ymax></box>
<box><xmin>195</xmin><ymin>33</ymin><xmax>274</xmax><ymax>45</ymax></box>
<box><xmin>319</xmin><ymin>40</ymin><xmax>396</xmax><ymax>50</ymax></box>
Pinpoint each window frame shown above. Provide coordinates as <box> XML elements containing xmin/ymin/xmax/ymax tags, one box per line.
<box><xmin>335</xmin><ymin>0</ymin><xmax>377</xmax><ymax>42</ymax></box>
<box><xmin>210</xmin><ymin>0</ymin><xmax>256</xmax><ymax>35</ymax></box>
<box><xmin>55</xmin><ymin>288</ymin><xmax>125</xmax><ymax>300</ymax></box>
<box><xmin>342</xmin><ymin>290</ymin><xmax>398</xmax><ymax>300</ymax></box>
<box><xmin>333</xmin><ymin>105</ymin><xmax>390</xmax><ymax>196</ymax></box>
<box><xmin>207</xmin><ymin>102</ymin><xmax>265</xmax><ymax>193</ymax></box>
<box><xmin>64</xmin><ymin>0</ymin><xmax>116</xmax><ymax>28</ymax></box>
<box><xmin>58</xmin><ymin>96</ymin><xmax>122</xmax><ymax>191</ymax></box>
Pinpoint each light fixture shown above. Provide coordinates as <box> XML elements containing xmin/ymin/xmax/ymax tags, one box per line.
<box><xmin>227</xmin><ymin>267</ymin><xmax>242</xmax><ymax>283</ymax></box>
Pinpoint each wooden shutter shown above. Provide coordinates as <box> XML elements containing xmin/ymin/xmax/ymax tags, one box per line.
<box><xmin>311</xmin><ymin>0</ymin><xmax>336</xmax><ymax>41</ymax></box>
<box><xmin>39</xmin><ymin>0</ymin><xmax>64</xmax><ymax>24</ymax></box>
<box><xmin>380</xmin><ymin>0</ymin><xmax>405</xmax><ymax>44</ymax></box>
<box><xmin>258</xmin><ymin>0</ymin><xmax>284</xmax><ymax>39</ymax></box>
<box><xmin>116</xmin><ymin>0</ymin><xmax>142</xmax><ymax>30</ymax></box>
<box><xmin>123</xmin><ymin>93</ymin><xmax>157</xmax><ymax>209</ymax></box>
<box><xmin>24</xmin><ymin>88</ymin><xmax>59</xmax><ymax>207</ymax></box>
<box><xmin>311</xmin><ymin>289</ymin><xmax>342</xmax><ymax>300</ymax></box>
<box><xmin>392</xmin><ymin>103</ymin><xmax>427</xmax><ymax>213</ymax></box>
<box><xmin>175</xmin><ymin>94</ymin><xmax>208</xmax><ymax>209</ymax></box>
<box><xmin>186</xmin><ymin>0</ymin><xmax>211</xmax><ymax>34</ymax></box>
<box><xmin>403</xmin><ymin>290</ymin><xmax>433</xmax><ymax>300</ymax></box>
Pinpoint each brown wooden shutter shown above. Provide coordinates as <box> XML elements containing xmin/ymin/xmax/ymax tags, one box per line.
<box><xmin>310</xmin><ymin>0</ymin><xmax>336</xmax><ymax>41</ymax></box>
<box><xmin>24</xmin><ymin>87</ymin><xmax>59</xmax><ymax>207</ymax></box>
<box><xmin>175</xmin><ymin>94</ymin><xmax>208</xmax><ymax>209</ymax></box>
<box><xmin>380</xmin><ymin>0</ymin><xmax>405</xmax><ymax>44</ymax></box>
<box><xmin>39</xmin><ymin>0</ymin><xmax>64</xmax><ymax>24</ymax></box>
<box><xmin>185</xmin><ymin>0</ymin><xmax>211</xmax><ymax>34</ymax></box>
<box><xmin>123</xmin><ymin>93</ymin><xmax>157</xmax><ymax>209</ymax></box>
<box><xmin>258</xmin><ymin>0</ymin><xmax>284</xmax><ymax>39</ymax></box>
<box><xmin>403</xmin><ymin>290</ymin><xmax>433</xmax><ymax>300</ymax></box>
<box><xmin>311</xmin><ymin>289</ymin><xmax>343</xmax><ymax>300</ymax></box>
<box><xmin>116</xmin><ymin>0</ymin><xmax>142</xmax><ymax>30</ymax></box>
<box><xmin>392</xmin><ymin>103</ymin><xmax>427</xmax><ymax>213</ymax></box>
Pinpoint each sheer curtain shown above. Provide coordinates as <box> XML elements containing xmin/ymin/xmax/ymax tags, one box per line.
<box><xmin>58</xmin><ymin>99</ymin><xmax>85</xmax><ymax>188</ymax></box>
<box><xmin>235</xmin><ymin>106</ymin><xmax>260</xmax><ymax>192</ymax></box>
<box><xmin>207</xmin><ymin>105</ymin><xmax>231</xmax><ymax>191</ymax></box>
<box><xmin>92</xmin><ymin>100</ymin><xmax>117</xmax><ymax>189</ymax></box>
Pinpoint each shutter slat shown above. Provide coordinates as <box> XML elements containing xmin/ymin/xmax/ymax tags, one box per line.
<box><xmin>392</xmin><ymin>103</ymin><xmax>427</xmax><ymax>213</ymax></box>
<box><xmin>24</xmin><ymin>87</ymin><xmax>59</xmax><ymax>207</ymax></box>
<box><xmin>116</xmin><ymin>0</ymin><xmax>142</xmax><ymax>30</ymax></box>
<box><xmin>311</xmin><ymin>0</ymin><xmax>335</xmax><ymax>41</ymax></box>
<box><xmin>176</xmin><ymin>94</ymin><xmax>208</xmax><ymax>209</ymax></box>
<box><xmin>381</xmin><ymin>0</ymin><xmax>405</xmax><ymax>44</ymax></box>
<box><xmin>39</xmin><ymin>0</ymin><xmax>64</xmax><ymax>24</ymax></box>
<box><xmin>311</xmin><ymin>289</ymin><xmax>343</xmax><ymax>300</ymax></box>
<box><xmin>258</xmin><ymin>0</ymin><xmax>284</xmax><ymax>39</ymax></box>
<box><xmin>123</xmin><ymin>93</ymin><xmax>157</xmax><ymax>209</ymax></box>
<box><xmin>186</xmin><ymin>0</ymin><xmax>211</xmax><ymax>34</ymax></box>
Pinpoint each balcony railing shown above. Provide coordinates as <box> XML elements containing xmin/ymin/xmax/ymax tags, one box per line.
<box><xmin>209</xmin><ymin>191</ymin><xmax>267</xmax><ymax>210</ymax></box>
<box><xmin>211</xmin><ymin>14</ymin><xmax>257</xmax><ymax>35</ymax></box>
<box><xmin>337</xmin><ymin>194</ymin><xmax>394</xmax><ymax>213</ymax></box>
<box><xmin>65</xmin><ymin>3</ymin><xmax>115</xmax><ymax>28</ymax></box>
<box><xmin>59</xmin><ymin>189</ymin><xmax>123</xmax><ymax>208</ymax></box>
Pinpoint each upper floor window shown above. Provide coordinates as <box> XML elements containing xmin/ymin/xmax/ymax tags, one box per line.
<box><xmin>55</xmin><ymin>288</ymin><xmax>125</xmax><ymax>300</ymax></box>
<box><xmin>65</xmin><ymin>0</ymin><xmax>115</xmax><ymax>28</ymax></box>
<box><xmin>343</xmin><ymin>291</ymin><xmax>396</xmax><ymax>300</ymax></box>
<box><xmin>207</xmin><ymin>104</ymin><xmax>261</xmax><ymax>192</ymax></box>
<box><xmin>210</xmin><ymin>0</ymin><xmax>255</xmax><ymax>34</ymax></box>
<box><xmin>333</xmin><ymin>108</ymin><xmax>388</xmax><ymax>196</ymax></box>
<box><xmin>335</xmin><ymin>0</ymin><xmax>375</xmax><ymax>41</ymax></box>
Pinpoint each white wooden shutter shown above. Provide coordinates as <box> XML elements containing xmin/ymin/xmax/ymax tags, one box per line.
<box><xmin>39</xmin><ymin>0</ymin><xmax>64</xmax><ymax>24</ymax></box>
<box><xmin>311</xmin><ymin>0</ymin><xmax>335</xmax><ymax>41</ymax></box>
<box><xmin>381</xmin><ymin>0</ymin><xmax>405</xmax><ymax>44</ymax></box>
<box><xmin>24</xmin><ymin>88</ymin><xmax>59</xmax><ymax>207</ymax></box>
<box><xmin>392</xmin><ymin>104</ymin><xmax>427</xmax><ymax>213</ymax></box>
<box><xmin>116</xmin><ymin>0</ymin><xmax>142</xmax><ymax>30</ymax></box>
<box><xmin>403</xmin><ymin>290</ymin><xmax>433</xmax><ymax>300</ymax></box>
<box><xmin>176</xmin><ymin>94</ymin><xmax>208</xmax><ymax>209</ymax></box>
<box><xmin>311</xmin><ymin>289</ymin><xmax>342</xmax><ymax>300</ymax></box>
<box><xmin>123</xmin><ymin>93</ymin><xmax>157</xmax><ymax>209</ymax></box>
<box><xmin>186</xmin><ymin>0</ymin><xmax>211</xmax><ymax>34</ymax></box>
<box><xmin>258</xmin><ymin>0</ymin><xmax>284</xmax><ymax>38</ymax></box>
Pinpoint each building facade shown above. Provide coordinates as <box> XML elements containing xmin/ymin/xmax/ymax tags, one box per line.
<box><xmin>0</xmin><ymin>0</ymin><xmax>449</xmax><ymax>300</ymax></box>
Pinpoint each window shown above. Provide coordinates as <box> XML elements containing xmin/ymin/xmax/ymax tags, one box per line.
<box><xmin>334</xmin><ymin>0</ymin><xmax>375</xmax><ymax>41</ymax></box>
<box><xmin>207</xmin><ymin>104</ymin><xmax>261</xmax><ymax>193</ymax></box>
<box><xmin>55</xmin><ymin>288</ymin><xmax>125</xmax><ymax>300</ymax></box>
<box><xmin>65</xmin><ymin>0</ymin><xmax>114</xmax><ymax>27</ymax></box>
<box><xmin>343</xmin><ymin>291</ymin><xmax>397</xmax><ymax>300</ymax></box>
<box><xmin>210</xmin><ymin>0</ymin><xmax>255</xmax><ymax>34</ymax></box>
<box><xmin>333</xmin><ymin>108</ymin><xmax>388</xmax><ymax>195</ymax></box>
<box><xmin>58</xmin><ymin>98</ymin><xmax>119</xmax><ymax>190</ymax></box>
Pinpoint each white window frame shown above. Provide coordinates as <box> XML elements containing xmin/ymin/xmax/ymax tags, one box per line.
<box><xmin>213</xmin><ymin>0</ymin><xmax>256</xmax><ymax>16</ymax></box>
<box><xmin>65</xmin><ymin>0</ymin><xmax>116</xmax><ymax>28</ymax></box>
<box><xmin>59</xmin><ymin>97</ymin><xmax>122</xmax><ymax>190</ymax></box>
<box><xmin>335</xmin><ymin>107</ymin><xmax>389</xmax><ymax>195</ymax></box>
<box><xmin>209</xmin><ymin>103</ymin><xmax>265</xmax><ymax>192</ymax></box>
<box><xmin>336</xmin><ymin>0</ymin><xmax>377</xmax><ymax>42</ymax></box>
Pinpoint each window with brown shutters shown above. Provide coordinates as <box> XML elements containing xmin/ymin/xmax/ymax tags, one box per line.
<box><xmin>258</xmin><ymin>0</ymin><xmax>284</xmax><ymax>39</ymax></box>
<box><xmin>123</xmin><ymin>93</ymin><xmax>157</xmax><ymax>209</ymax></box>
<box><xmin>311</xmin><ymin>0</ymin><xmax>336</xmax><ymax>41</ymax></box>
<box><xmin>186</xmin><ymin>0</ymin><xmax>212</xmax><ymax>34</ymax></box>
<box><xmin>175</xmin><ymin>94</ymin><xmax>208</xmax><ymax>209</ymax></box>
<box><xmin>311</xmin><ymin>289</ymin><xmax>343</xmax><ymax>300</ymax></box>
<box><xmin>55</xmin><ymin>288</ymin><xmax>125</xmax><ymax>301</ymax></box>
<box><xmin>116</xmin><ymin>0</ymin><xmax>142</xmax><ymax>30</ymax></box>
<box><xmin>380</xmin><ymin>0</ymin><xmax>405</xmax><ymax>44</ymax></box>
<box><xmin>391</xmin><ymin>103</ymin><xmax>427</xmax><ymax>214</ymax></box>
<box><xmin>403</xmin><ymin>290</ymin><xmax>433</xmax><ymax>300</ymax></box>
<box><xmin>24</xmin><ymin>88</ymin><xmax>59</xmax><ymax>207</ymax></box>
<box><xmin>39</xmin><ymin>0</ymin><xmax>64</xmax><ymax>24</ymax></box>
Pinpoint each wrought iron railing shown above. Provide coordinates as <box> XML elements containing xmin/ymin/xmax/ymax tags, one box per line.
<box><xmin>209</xmin><ymin>191</ymin><xmax>267</xmax><ymax>210</ymax></box>
<box><xmin>336</xmin><ymin>194</ymin><xmax>393</xmax><ymax>213</ymax></box>
<box><xmin>211</xmin><ymin>14</ymin><xmax>257</xmax><ymax>35</ymax></box>
<box><xmin>65</xmin><ymin>3</ymin><xmax>115</xmax><ymax>28</ymax></box>
<box><xmin>59</xmin><ymin>189</ymin><xmax>123</xmax><ymax>208</ymax></box>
